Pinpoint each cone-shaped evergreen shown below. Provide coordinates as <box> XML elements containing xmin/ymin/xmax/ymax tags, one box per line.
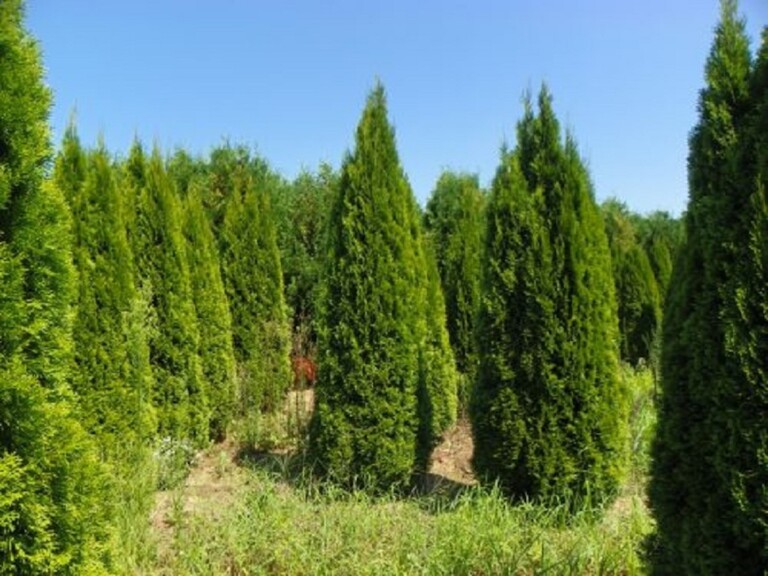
<box><xmin>472</xmin><ymin>88</ymin><xmax>626</xmax><ymax>502</ymax></box>
<box><xmin>124</xmin><ymin>144</ymin><xmax>208</xmax><ymax>444</ymax></box>
<box><xmin>54</xmin><ymin>128</ymin><xmax>156</xmax><ymax>449</ymax></box>
<box><xmin>424</xmin><ymin>172</ymin><xmax>484</xmax><ymax>409</ymax></box>
<box><xmin>182</xmin><ymin>182</ymin><xmax>237</xmax><ymax>441</ymax></box>
<box><xmin>310</xmin><ymin>84</ymin><xmax>446</xmax><ymax>489</ymax></box>
<box><xmin>650</xmin><ymin>4</ymin><xmax>768</xmax><ymax>572</ymax></box>
<box><xmin>0</xmin><ymin>2</ymin><xmax>110</xmax><ymax>570</ymax></box>
<box><xmin>214</xmin><ymin>147</ymin><xmax>291</xmax><ymax>414</ymax></box>
<box><xmin>601</xmin><ymin>200</ymin><xmax>661</xmax><ymax>365</ymax></box>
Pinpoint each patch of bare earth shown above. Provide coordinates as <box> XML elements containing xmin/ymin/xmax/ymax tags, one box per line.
<box><xmin>429</xmin><ymin>417</ymin><xmax>476</xmax><ymax>486</ymax></box>
<box><xmin>150</xmin><ymin>439</ymin><xmax>245</xmax><ymax>563</ymax></box>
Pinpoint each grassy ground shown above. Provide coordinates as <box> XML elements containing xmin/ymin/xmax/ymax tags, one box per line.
<box><xmin>117</xmin><ymin>365</ymin><xmax>656</xmax><ymax>575</ymax></box>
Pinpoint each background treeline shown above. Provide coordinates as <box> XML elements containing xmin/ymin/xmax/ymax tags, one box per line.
<box><xmin>3</xmin><ymin>0</ymin><xmax>767</xmax><ymax>573</ymax></box>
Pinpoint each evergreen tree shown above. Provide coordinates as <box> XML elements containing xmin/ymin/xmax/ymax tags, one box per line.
<box><xmin>214</xmin><ymin>146</ymin><xmax>291</xmax><ymax>414</ymax></box>
<box><xmin>601</xmin><ymin>199</ymin><xmax>662</xmax><ymax>365</ymax></box>
<box><xmin>650</xmin><ymin>2</ymin><xmax>767</xmax><ymax>572</ymax></box>
<box><xmin>275</xmin><ymin>166</ymin><xmax>337</xmax><ymax>351</ymax></box>
<box><xmin>0</xmin><ymin>2</ymin><xmax>110</xmax><ymax>570</ymax></box>
<box><xmin>54</xmin><ymin>128</ymin><xmax>156</xmax><ymax>449</ymax></box>
<box><xmin>182</xmin><ymin>181</ymin><xmax>237</xmax><ymax>441</ymax></box>
<box><xmin>310</xmin><ymin>84</ymin><xmax>443</xmax><ymax>489</ymax></box>
<box><xmin>124</xmin><ymin>144</ymin><xmax>208</xmax><ymax>444</ymax></box>
<box><xmin>472</xmin><ymin>88</ymin><xmax>626</xmax><ymax>502</ymax></box>
<box><xmin>424</xmin><ymin>172</ymin><xmax>484</xmax><ymax>409</ymax></box>
<box><xmin>634</xmin><ymin>211</ymin><xmax>682</xmax><ymax>302</ymax></box>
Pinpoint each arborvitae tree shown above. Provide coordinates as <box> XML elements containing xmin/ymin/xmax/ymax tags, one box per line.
<box><xmin>424</xmin><ymin>172</ymin><xmax>484</xmax><ymax>409</ymax></box>
<box><xmin>472</xmin><ymin>88</ymin><xmax>626</xmax><ymax>502</ymax></box>
<box><xmin>0</xmin><ymin>2</ymin><xmax>110</xmax><ymax>571</ymax></box>
<box><xmin>274</xmin><ymin>166</ymin><xmax>337</xmax><ymax>350</ymax></box>
<box><xmin>214</xmin><ymin>147</ymin><xmax>291</xmax><ymax>414</ymax></box>
<box><xmin>310</xmin><ymin>84</ymin><xmax>446</xmax><ymax>489</ymax></box>
<box><xmin>125</xmin><ymin>144</ymin><xmax>208</xmax><ymax>444</ymax></box>
<box><xmin>634</xmin><ymin>211</ymin><xmax>682</xmax><ymax>301</ymax></box>
<box><xmin>182</xmin><ymin>182</ymin><xmax>237</xmax><ymax>441</ymax></box>
<box><xmin>54</xmin><ymin>129</ymin><xmax>156</xmax><ymax>449</ymax></box>
<box><xmin>650</xmin><ymin>2</ymin><xmax>767</xmax><ymax>572</ymax></box>
<box><xmin>601</xmin><ymin>199</ymin><xmax>661</xmax><ymax>365</ymax></box>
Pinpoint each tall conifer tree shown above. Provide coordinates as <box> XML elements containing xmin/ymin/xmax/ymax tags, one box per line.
<box><xmin>472</xmin><ymin>88</ymin><xmax>626</xmax><ymax>502</ymax></box>
<box><xmin>215</xmin><ymin>149</ymin><xmax>291</xmax><ymax>414</ymax></box>
<box><xmin>0</xmin><ymin>1</ymin><xmax>109</xmax><ymax>570</ymax></box>
<box><xmin>182</xmin><ymin>182</ymin><xmax>237</xmax><ymax>440</ymax></box>
<box><xmin>601</xmin><ymin>200</ymin><xmax>662</xmax><ymax>365</ymax></box>
<box><xmin>650</xmin><ymin>4</ymin><xmax>768</xmax><ymax>572</ymax></box>
<box><xmin>124</xmin><ymin>145</ymin><xmax>208</xmax><ymax>444</ymax></box>
<box><xmin>310</xmin><ymin>85</ymin><xmax>457</xmax><ymax>488</ymax></box>
<box><xmin>54</xmin><ymin>129</ymin><xmax>156</xmax><ymax>448</ymax></box>
<box><xmin>424</xmin><ymin>172</ymin><xmax>484</xmax><ymax>408</ymax></box>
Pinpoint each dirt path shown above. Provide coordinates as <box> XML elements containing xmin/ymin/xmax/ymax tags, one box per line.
<box><xmin>150</xmin><ymin>439</ymin><xmax>246</xmax><ymax>563</ymax></box>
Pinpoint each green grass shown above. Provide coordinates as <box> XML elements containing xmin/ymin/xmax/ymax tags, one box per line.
<box><xmin>116</xmin><ymin>365</ymin><xmax>657</xmax><ymax>575</ymax></box>
<box><xmin>156</xmin><ymin>474</ymin><xmax>652</xmax><ymax>575</ymax></box>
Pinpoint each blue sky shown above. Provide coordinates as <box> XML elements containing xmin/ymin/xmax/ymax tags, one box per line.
<box><xmin>27</xmin><ymin>1</ymin><xmax>767</xmax><ymax>215</ymax></box>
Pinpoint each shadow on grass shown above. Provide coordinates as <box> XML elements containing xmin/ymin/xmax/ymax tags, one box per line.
<box><xmin>235</xmin><ymin>443</ymin><xmax>476</xmax><ymax>515</ymax></box>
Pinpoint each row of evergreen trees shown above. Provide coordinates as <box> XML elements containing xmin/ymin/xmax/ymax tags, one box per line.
<box><xmin>6</xmin><ymin>0</ymin><xmax>766</xmax><ymax>571</ymax></box>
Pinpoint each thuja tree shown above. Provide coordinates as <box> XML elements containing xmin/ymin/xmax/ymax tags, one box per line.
<box><xmin>0</xmin><ymin>1</ymin><xmax>110</xmax><ymax>571</ymax></box>
<box><xmin>274</xmin><ymin>166</ymin><xmax>337</xmax><ymax>349</ymax></box>
<box><xmin>54</xmin><ymin>128</ymin><xmax>156</xmax><ymax>449</ymax></box>
<box><xmin>424</xmin><ymin>172</ymin><xmax>484</xmax><ymax>409</ymax></box>
<box><xmin>310</xmin><ymin>84</ymin><xmax>457</xmax><ymax>489</ymax></box>
<box><xmin>214</xmin><ymin>146</ymin><xmax>291</xmax><ymax>414</ymax></box>
<box><xmin>182</xmin><ymin>182</ymin><xmax>237</xmax><ymax>440</ymax></box>
<box><xmin>634</xmin><ymin>211</ymin><xmax>682</xmax><ymax>303</ymax></box>
<box><xmin>124</xmin><ymin>144</ymin><xmax>208</xmax><ymax>445</ymax></box>
<box><xmin>601</xmin><ymin>199</ymin><xmax>661</xmax><ymax>365</ymax></box>
<box><xmin>472</xmin><ymin>88</ymin><xmax>626</xmax><ymax>502</ymax></box>
<box><xmin>650</xmin><ymin>3</ymin><xmax>768</xmax><ymax>573</ymax></box>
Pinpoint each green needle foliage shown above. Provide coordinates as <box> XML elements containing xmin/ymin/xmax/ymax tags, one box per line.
<box><xmin>472</xmin><ymin>87</ymin><xmax>626</xmax><ymax>503</ymax></box>
<box><xmin>273</xmin><ymin>166</ymin><xmax>337</xmax><ymax>347</ymax></box>
<box><xmin>182</xmin><ymin>182</ymin><xmax>237</xmax><ymax>441</ymax></box>
<box><xmin>54</xmin><ymin>128</ymin><xmax>156</xmax><ymax>449</ymax></box>
<box><xmin>601</xmin><ymin>199</ymin><xmax>662</xmax><ymax>365</ymax></box>
<box><xmin>0</xmin><ymin>2</ymin><xmax>110</xmax><ymax>571</ymax></box>
<box><xmin>650</xmin><ymin>3</ymin><xmax>768</xmax><ymax>572</ymax></box>
<box><xmin>418</xmin><ymin>211</ymin><xmax>459</xmax><ymax>469</ymax></box>
<box><xmin>214</xmin><ymin>147</ymin><xmax>292</xmax><ymax>414</ymax></box>
<box><xmin>424</xmin><ymin>172</ymin><xmax>485</xmax><ymax>409</ymax></box>
<box><xmin>125</xmin><ymin>144</ymin><xmax>208</xmax><ymax>445</ymax></box>
<box><xmin>310</xmin><ymin>84</ymin><xmax>457</xmax><ymax>490</ymax></box>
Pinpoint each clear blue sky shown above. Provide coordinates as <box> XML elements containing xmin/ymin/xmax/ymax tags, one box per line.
<box><xmin>27</xmin><ymin>1</ymin><xmax>767</xmax><ymax>215</ymax></box>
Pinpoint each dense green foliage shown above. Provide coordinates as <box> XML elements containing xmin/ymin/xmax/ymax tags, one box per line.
<box><xmin>54</xmin><ymin>129</ymin><xmax>156</xmax><ymax>449</ymax></box>
<box><xmin>182</xmin><ymin>183</ymin><xmax>237</xmax><ymax>441</ymax></box>
<box><xmin>125</xmin><ymin>144</ymin><xmax>208</xmax><ymax>445</ymax></box>
<box><xmin>213</xmin><ymin>147</ymin><xmax>292</xmax><ymax>414</ymax></box>
<box><xmin>310</xmin><ymin>85</ymin><xmax>457</xmax><ymax>489</ymax></box>
<box><xmin>0</xmin><ymin>2</ymin><xmax>110</xmax><ymax>571</ymax></box>
<box><xmin>271</xmin><ymin>166</ymin><xmax>337</xmax><ymax>351</ymax></box>
<box><xmin>650</xmin><ymin>3</ymin><xmax>768</xmax><ymax>572</ymax></box>
<box><xmin>424</xmin><ymin>172</ymin><xmax>484</xmax><ymax>408</ymax></box>
<box><xmin>471</xmin><ymin>88</ymin><xmax>627</xmax><ymax>502</ymax></box>
<box><xmin>633</xmin><ymin>211</ymin><xmax>682</xmax><ymax>303</ymax></box>
<box><xmin>602</xmin><ymin>199</ymin><xmax>662</xmax><ymax>365</ymax></box>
